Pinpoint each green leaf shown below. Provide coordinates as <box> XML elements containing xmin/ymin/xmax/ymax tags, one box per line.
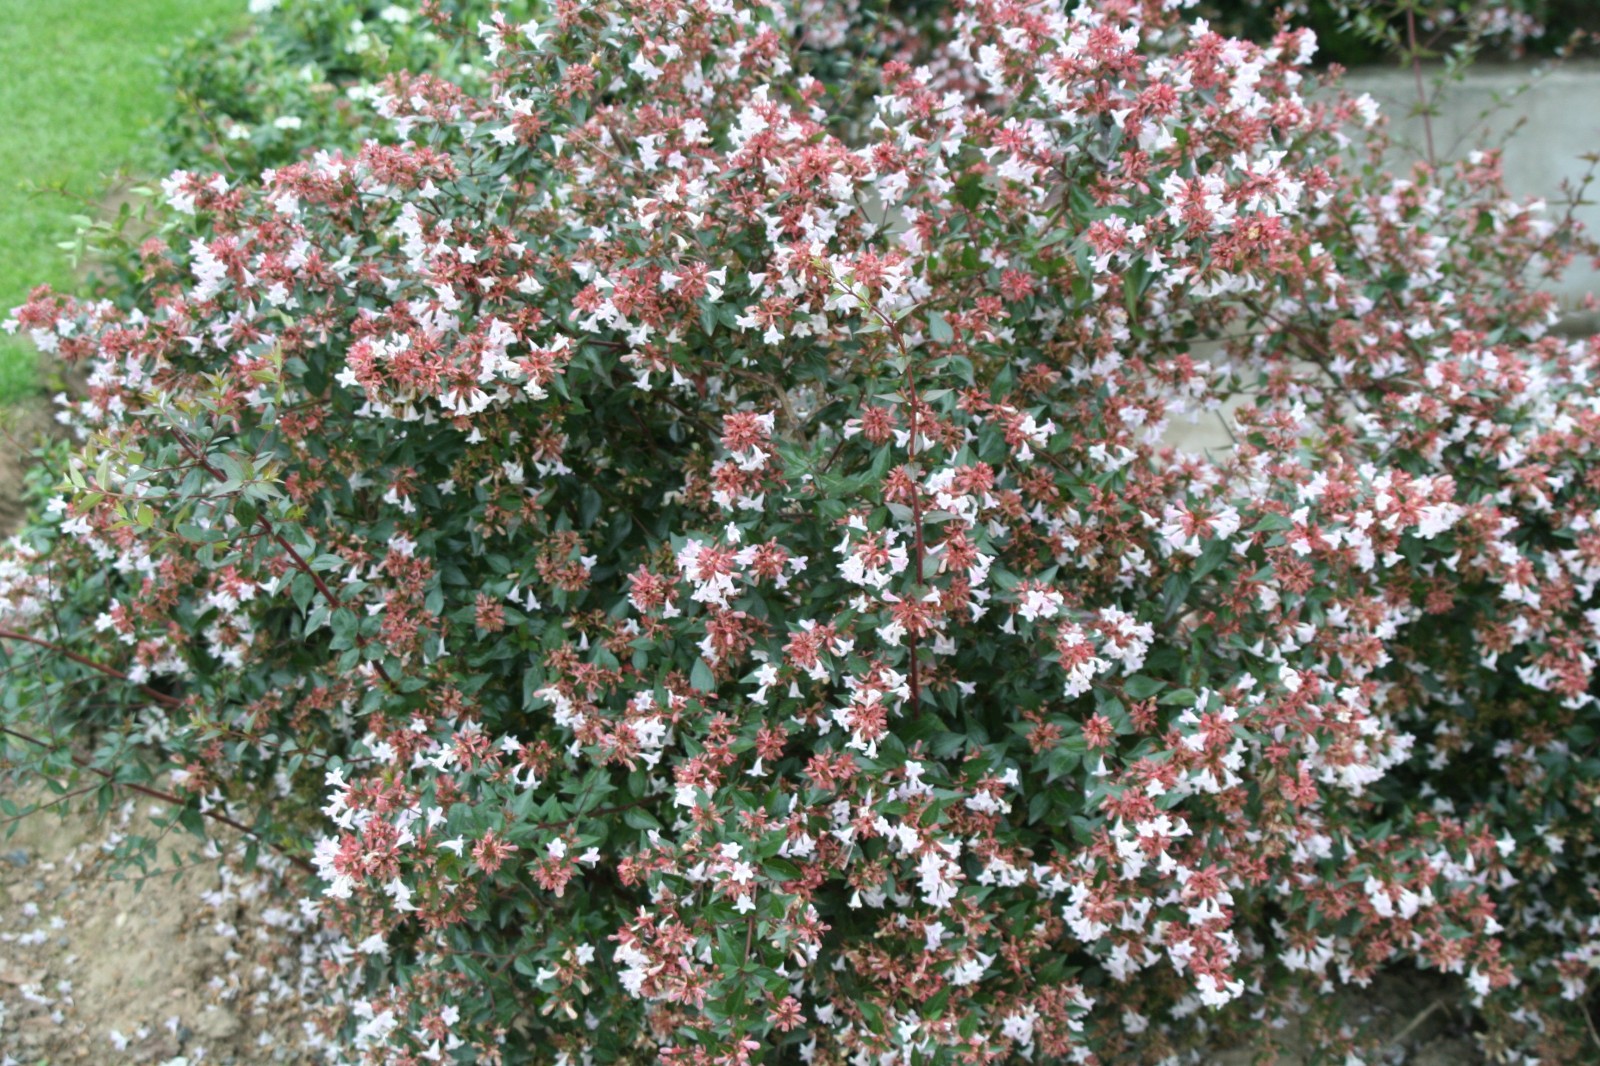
<box><xmin>623</xmin><ymin>807</ymin><xmax>661</xmax><ymax>830</ymax></box>
<box><xmin>1123</xmin><ymin>675</ymin><xmax>1164</xmax><ymax>700</ymax></box>
<box><xmin>177</xmin><ymin>805</ymin><xmax>206</xmax><ymax>837</ymax></box>
<box><xmin>690</xmin><ymin>658</ymin><xmax>716</xmax><ymax>693</ymax></box>
<box><xmin>1191</xmin><ymin>536</ymin><xmax>1230</xmax><ymax>580</ymax></box>
<box><xmin>954</xmin><ymin>172</ymin><xmax>985</xmax><ymax>210</ymax></box>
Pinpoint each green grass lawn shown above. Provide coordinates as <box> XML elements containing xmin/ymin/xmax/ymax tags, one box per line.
<box><xmin>0</xmin><ymin>0</ymin><xmax>243</xmax><ymax>404</ymax></box>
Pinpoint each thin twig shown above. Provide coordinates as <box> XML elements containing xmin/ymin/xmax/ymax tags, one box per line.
<box><xmin>1406</xmin><ymin>4</ymin><xmax>1436</xmax><ymax>168</ymax></box>
<box><xmin>165</xmin><ymin>421</ymin><xmax>393</xmax><ymax>687</ymax></box>
<box><xmin>0</xmin><ymin>725</ymin><xmax>312</xmax><ymax>874</ymax></box>
<box><xmin>1386</xmin><ymin>997</ymin><xmax>1446</xmax><ymax>1050</ymax></box>
<box><xmin>0</xmin><ymin>784</ymin><xmax>100</xmax><ymax>829</ymax></box>
<box><xmin>0</xmin><ymin>628</ymin><xmax>181</xmax><ymax>708</ymax></box>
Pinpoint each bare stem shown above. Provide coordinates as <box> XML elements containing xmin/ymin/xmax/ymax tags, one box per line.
<box><xmin>0</xmin><ymin>627</ymin><xmax>181</xmax><ymax>708</ymax></box>
<box><xmin>165</xmin><ymin>422</ymin><xmax>394</xmax><ymax>687</ymax></box>
<box><xmin>0</xmin><ymin>725</ymin><xmax>313</xmax><ymax>874</ymax></box>
<box><xmin>1407</xmin><ymin>5</ymin><xmax>1436</xmax><ymax>168</ymax></box>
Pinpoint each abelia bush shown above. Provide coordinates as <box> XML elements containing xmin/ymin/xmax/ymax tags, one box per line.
<box><xmin>6</xmin><ymin>0</ymin><xmax>1600</xmax><ymax>1062</ymax></box>
<box><xmin>158</xmin><ymin>0</ymin><xmax>537</xmax><ymax>173</ymax></box>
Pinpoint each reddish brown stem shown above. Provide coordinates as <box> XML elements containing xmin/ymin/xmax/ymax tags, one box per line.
<box><xmin>883</xmin><ymin>316</ymin><xmax>926</xmax><ymax>717</ymax></box>
<box><xmin>842</xmin><ymin>275</ymin><xmax>931</xmax><ymax>717</ymax></box>
<box><xmin>0</xmin><ymin>628</ymin><xmax>181</xmax><ymax>708</ymax></box>
<box><xmin>904</xmin><ymin>357</ymin><xmax>925</xmax><ymax>716</ymax></box>
<box><xmin>165</xmin><ymin>424</ymin><xmax>393</xmax><ymax>687</ymax></box>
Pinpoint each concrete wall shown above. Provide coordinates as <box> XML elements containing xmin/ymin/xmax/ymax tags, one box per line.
<box><xmin>1162</xmin><ymin>62</ymin><xmax>1600</xmax><ymax>454</ymax></box>
<box><xmin>1341</xmin><ymin>61</ymin><xmax>1600</xmax><ymax>310</ymax></box>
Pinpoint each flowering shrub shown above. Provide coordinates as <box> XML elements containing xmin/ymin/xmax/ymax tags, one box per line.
<box><xmin>6</xmin><ymin>0</ymin><xmax>1600</xmax><ymax>1062</ymax></box>
<box><xmin>158</xmin><ymin>0</ymin><xmax>536</xmax><ymax>173</ymax></box>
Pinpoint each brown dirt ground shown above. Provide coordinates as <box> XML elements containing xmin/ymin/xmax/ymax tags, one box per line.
<box><xmin>0</xmin><ymin>790</ymin><xmax>325</xmax><ymax>1064</ymax></box>
<box><xmin>0</xmin><ymin>400</ymin><xmax>55</xmax><ymax>538</ymax></box>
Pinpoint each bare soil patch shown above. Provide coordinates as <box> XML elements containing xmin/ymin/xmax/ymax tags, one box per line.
<box><xmin>0</xmin><ymin>400</ymin><xmax>55</xmax><ymax>538</ymax></box>
<box><xmin>0</xmin><ymin>791</ymin><xmax>328</xmax><ymax>1064</ymax></box>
